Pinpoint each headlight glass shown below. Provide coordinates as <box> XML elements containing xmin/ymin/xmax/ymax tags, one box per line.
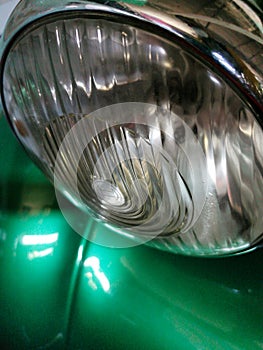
<box><xmin>2</xmin><ymin>14</ymin><xmax>263</xmax><ymax>255</ymax></box>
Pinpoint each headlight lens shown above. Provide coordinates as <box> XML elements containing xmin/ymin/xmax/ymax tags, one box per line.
<box><xmin>1</xmin><ymin>6</ymin><xmax>263</xmax><ymax>255</ymax></box>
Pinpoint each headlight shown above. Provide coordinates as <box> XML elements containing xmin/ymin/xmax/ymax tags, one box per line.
<box><xmin>1</xmin><ymin>0</ymin><xmax>263</xmax><ymax>256</ymax></box>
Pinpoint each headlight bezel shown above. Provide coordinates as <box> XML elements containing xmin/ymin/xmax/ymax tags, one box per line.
<box><xmin>1</xmin><ymin>0</ymin><xmax>262</xmax><ymax>124</ymax></box>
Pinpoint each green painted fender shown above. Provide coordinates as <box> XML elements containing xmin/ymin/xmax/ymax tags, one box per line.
<box><xmin>0</xmin><ymin>0</ymin><xmax>262</xmax><ymax>347</ymax></box>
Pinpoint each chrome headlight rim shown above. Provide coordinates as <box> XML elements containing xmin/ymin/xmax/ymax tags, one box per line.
<box><xmin>1</xmin><ymin>0</ymin><xmax>263</xmax><ymax>127</ymax></box>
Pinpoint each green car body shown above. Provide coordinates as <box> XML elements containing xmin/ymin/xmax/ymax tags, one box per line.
<box><xmin>0</xmin><ymin>0</ymin><xmax>263</xmax><ymax>348</ymax></box>
<box><xmin>0</xmin><ymin>110</ymin><xmax>262</xmax><ymax>349</ymax></box>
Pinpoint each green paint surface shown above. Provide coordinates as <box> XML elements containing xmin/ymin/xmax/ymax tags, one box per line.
<box><xmin>0</xmin><ymin>115</ymin><xmax>262</xmax><ymax>349</ymax></box>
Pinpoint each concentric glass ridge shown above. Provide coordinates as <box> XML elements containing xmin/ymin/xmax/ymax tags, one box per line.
<box><xmin>2</xmin><ymin>15</ymin><xmax>263</xmax><ymax>255</ymax></box>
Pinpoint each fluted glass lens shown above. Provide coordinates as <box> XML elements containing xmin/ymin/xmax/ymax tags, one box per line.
<box><xmin>2</xmin><ymin>15</ymin><xmax>263</xmax><ymax>255</ymax></box>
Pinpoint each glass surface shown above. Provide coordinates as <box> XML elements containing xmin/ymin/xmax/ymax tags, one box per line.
<box><xmin>2</xmin><ymin>16</ymin><xmax>263</xmax><ymax>255</ymax></box>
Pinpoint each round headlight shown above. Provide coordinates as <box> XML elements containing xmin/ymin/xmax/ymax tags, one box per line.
<box><xmin>1</xmin><ymin>0</ymin><xmax>263</xmax><ymax>256</ymax></box>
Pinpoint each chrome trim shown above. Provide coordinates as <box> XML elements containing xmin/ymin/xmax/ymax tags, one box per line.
<box><xmin>1</xmin><ymin>0</ymin><xmax>263</xmax><ymax>125</ymax></box>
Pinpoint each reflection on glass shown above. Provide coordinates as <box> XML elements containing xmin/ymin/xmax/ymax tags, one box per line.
<box><xmin>84</xmin><ymin>256</ymin><xmax>110</xmax><ymax>293</ymax></box>
<box><xmin>212</xmin><ymin>51</ymin><xmax>237</xmax><ymax>74</ymax></box>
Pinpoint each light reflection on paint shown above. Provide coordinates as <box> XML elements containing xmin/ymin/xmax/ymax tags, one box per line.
<box><xmin>21</xmin><ymin>233</ymin><xmax>59</xmax><ymax>245</ymax></box>
<box><xmin>85</xmin><ymin>271</ymin><xmax>98</xmax><ymax>291</ymax></box>
<box><xmin>27</xmin><ymin>247</ymin><xmax>54</xmax><ymax>260</ymax></box>
<box><xmin>77</xmin><ymin>245</ymin><xmax>84</xmax><ymax>264</ymax></box>
<box><xmin>84</xmin><ymin>256</ymin><xmax>110</xmax><ymax>292</ymax></box>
